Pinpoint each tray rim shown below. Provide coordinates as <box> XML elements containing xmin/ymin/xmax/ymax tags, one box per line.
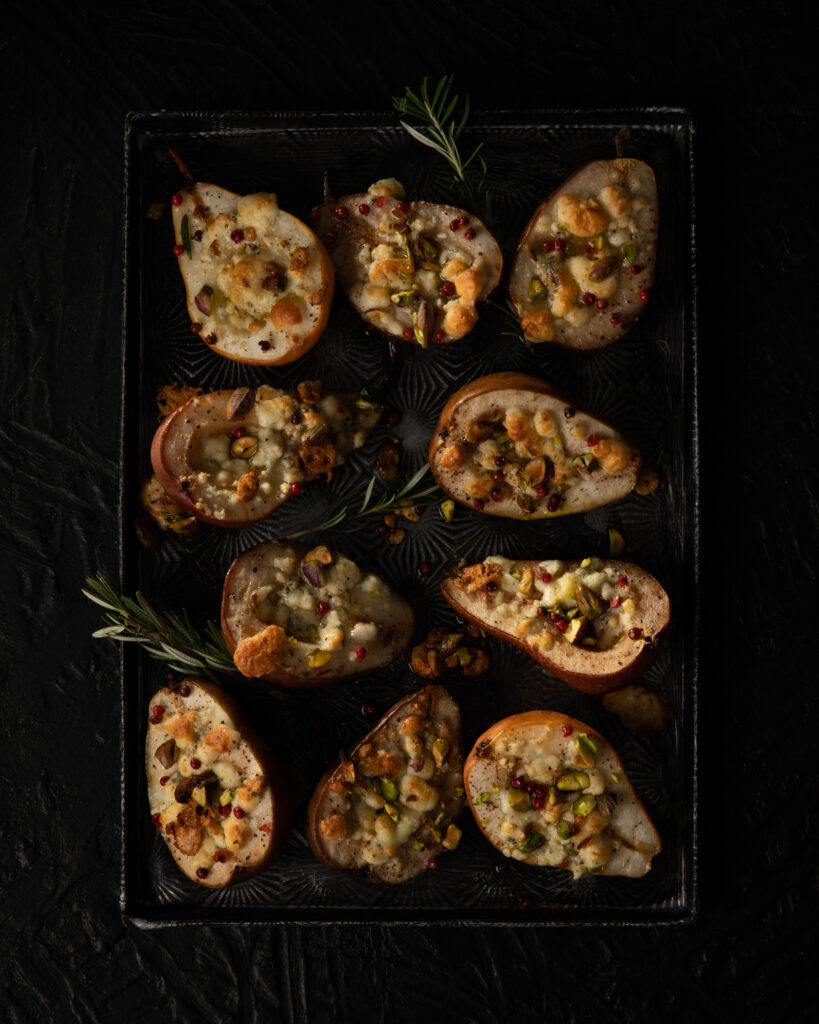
<box><xmin>120</xmin><ymin>106</ymin><xmax>698</xmax><ymax>927</ymax></box>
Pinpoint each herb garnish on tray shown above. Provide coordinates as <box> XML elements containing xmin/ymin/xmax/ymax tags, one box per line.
<box><xmin>85</xmin><ymin>468</ymin><xmax>441</xmax><ymax>669</ymax></box>
<box><xmin>82</xmin><ymin>574</ymin><xmax>236</xmax><ymax>681</ymax></box>
<box><xmin>287</xmin><ymin>464</ymin><xmax>442</xmax><ymax>538</ymax></box>
<box><xmin>393</xmin><ymin>75</ymin><xmax>493</xmax><ymax>225</ymax></box>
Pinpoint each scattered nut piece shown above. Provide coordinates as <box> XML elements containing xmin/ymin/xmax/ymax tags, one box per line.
<box><xmin>156</xmin><ymin>381</ymin><xmax>203</xmax><ymax>420</ymax></box>
<box><xmin>410</xmin><ymin>625</ymin><xmax>490</xmax><ymax>680</ymax></box>
<box><xmin>602</xmin><ymin>685</ymin><xmax>674</xmax><ymax>737</ymax></box>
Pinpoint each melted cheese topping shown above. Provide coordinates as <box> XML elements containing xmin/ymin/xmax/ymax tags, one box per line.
<box><xmin>456</xmin><ymin>557</ymin><xmax>640</xmax><ymax>652</ymax></box>
<box><xmin>146</xmin><ymin>691</ymin><xmax>271</xmax><ymax>874</ymax></box>
<box><xmin>437</xmin><ymin>400</ymin><xmax>636</xmax><ymax>516</ymax></box>
<box><xmin>468</xmin><ymin>723</ymin><xmax>658</xmax><ymax>878</ymax></box>
<box><xmin>227</xmin><ymin>545</ymin><xmax>412</xmax><ymax>680</ymax></box>
<box><xmin>174</xmin><ymin>186</ymin><xmax>330</xmax><ymax>361</ymax></box>
<box><xmin>316</xmin><ymin>695</ymin><xmax>462</xmax><ymax>876</ymax></box>
<box><xmin>514</xmin><ymin>177</ymin><xmax>654</xmax><ymax>344</ymax></box>
<box><xmin>181</xmin><ymin>385</ymin><xmax>371</xmax><ymax>520</ymax></box>
<box><xmin>324</xmin><ymin>179</ymin><xmax>498</xmax><ymax>344</ymax></box>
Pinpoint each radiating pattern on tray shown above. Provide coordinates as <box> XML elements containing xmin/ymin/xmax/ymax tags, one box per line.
<box><xmin>128</xmin><ymin>115</ymin><xmax>694</xmax><ymax>922</ymax></box>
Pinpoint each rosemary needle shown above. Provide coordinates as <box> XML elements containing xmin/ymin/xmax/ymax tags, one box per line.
<box><xmin>393</xmin><ymin>75</ymin><xmax>493</xmax><ymax>226</ymax></box>
<box><xmin>82</xmin><ymin>573</ymin><xmax>236</xmax><ymax>682</ymax></box>
<box><xmin>287</xmin><ymin>464</ymin><xmax>442</xmax><ymax>539</ymax></box>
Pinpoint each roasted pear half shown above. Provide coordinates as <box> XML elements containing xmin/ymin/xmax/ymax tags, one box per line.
<box><xmin>146</xmin><ymin>678</ymin><xmax>291</xmax><ymax>888</ymax></box>
<box><xmin>510</xmin><ymin>159</ymin><xmax>658</xmax><ymax>350</ymax></box>
<box><xmin>429</xmin><ymin>372</ymin><xmax>640</xmax><ymax>519</ymax></box>
<box><xmin>316</xmin><ymin>177</ymin><xmax>502</xmax><ymax>346</ymax></box>
<box><xmin>442</xmin><ymin>556</ymin><xmax>670</xmax><ymax>694</ymax></box>
<box><xmin>221</xmin><ymin>540</ymin><xmax>415</xmax><ymax>687</ymax></box>
<box><xmin>465</xmin><ymin>711</ymin><xmax>661</xmax><ymax>878</ymax></box>
<box><xmin>172</xmin><ymin>183</ymin><xmax>334</xmax><ymax>364</ymax></box>
<box><xmin>307</xmin><ymin>686</ymin><xmax>465</xmax><ymax>883</ymax></box>
<box><xmin>151</xmin><ymin>382</ymin><xmax>381</xmax><ymax>527</ymax></box>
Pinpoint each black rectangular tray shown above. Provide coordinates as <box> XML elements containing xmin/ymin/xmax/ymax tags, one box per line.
<box><xmin>121</xmin><ymin>109</ymin><xmax>697</xmax><ymax>925</ymax></box>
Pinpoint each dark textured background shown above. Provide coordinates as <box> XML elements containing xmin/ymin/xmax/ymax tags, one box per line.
<box><xmin>1</xmin><ymin>0</ymin><xmax>814</xmax><ymax>1019</ymax></box>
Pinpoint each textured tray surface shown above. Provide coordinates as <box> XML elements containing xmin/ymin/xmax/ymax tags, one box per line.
<box><xmin>123</xmin><ymin>110</ymin><xmax>696</xmax><ymax>924</ymax></box>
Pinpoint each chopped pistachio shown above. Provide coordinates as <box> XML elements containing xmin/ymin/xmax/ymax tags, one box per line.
<box><xmin>354</xmin><ymin>388</ymin><xmax>379</xmax><ymax>410</ymax></box>
<box><xmin>391</xmin><ymin>288</ymin><xmax>419</xmax><ymax>308</ymax></box>
<box><xmin>610</xmin><ymin>773</ymin><xmax>620</xmax><ymax>784</ymax></box>
<box><xmin>475</xmin><ymin>792</ymin><xmax>491</xmax><ymax>804</ymax></box>
<box><xmin>191</xmin><ymin>786</ymin><xmax>207</xmax><ymax>808</ymax></box>
<box><xmin>307</xmin><ymin>649</ymin><xmax>332</xmax><ymax>669</ymax></box>
<box><xmin>442</xmin><ymin>824</ymin><xmax>462</xmax><ymax>851</ymax></box>
<box><xmin>564</xmin><ymin>616</ymin><xmax>592</xmax><ymax>645</ymax></box>
<box><xmin>454</xmin><ymin>647</ymin><xmax>473</xmax><ymax>668</ymax></box>
<box><xmin>384</xmin><ymin>803</ymin><xmax>400</xmax><ymax>823</ymax></box>
<box><xmin>596</xmin><ymin>793</ymin><xmax>616</xmax><ymax>816</ymax></box>
<box><xmin>439</xmin><ymin>499</ymin><xmax>455</xmax><ymax>523</ymax></box>
<box><xmin>518</xmin><ymin>566</ymin><xmax>534</xmax><ymax>595</ymax></box>
<box><xmin>572</xmin><ymin>453</ymin><xmax>597</xmax><ymax>473</ymax></box>
<box><xmin>528</xmin><ymin>277</ymin><xmax>547</xmax><ymax>302</ymax></box>
<box><xmin>411</xmin><ymin>840</ymin><xmax>425</xmax><ymax>852</ymax></box>
<box><xmin>575</xmin><ymin>582</ymin><xmax>603</xmax><ymax>621</ymax></box>
<box><xmin>515</xmin><ymin>489</ymin><xmax>536</xmax><ymax>515</ymax></box>
<box><xmin>556</xmin><ymin>820</ymin><xmax>575</xmax><ymax>840</ymax></box>
<box><xmin>574</xmin><ymin>733</ymin><xmax>598</xmax><ymax>768</ymax></box>
<box><xmin>517</xmin><ymin>832</ymin><xmax>545</xmax><ymax>853</ymax></box>
<box><xmin>624</xmin><ymin>244</ymin><xmax>637</xmax><ymax>264</ymax></box>
<box><xmin>508</xmin><ymin>789</ymin><xmax>531</xmax><ymax>812</ymax></box>
<box><xmin>608</xmin><ymin>528</ymin><xmax>625</xmax><ymax>556</ymax></box>
<box><xmin>523</xmin><ymin>457</ymin><xmax>546</xmax><ymax>486</ymax></box>
<box><xmin>580</xmin><ymin>557</ymin><xmax>592</xmax><ymax>568</ymax></box>
<box><xmin>379</xmin><ymin>779</ymin><xmax>399</xmax><ymax>802</ymax></box>
<box><xmin>219</xmin><ymin>789</ymin><xmax>233</xmax><ymax>806</ymax></box>
<box><xmin>306</xmin><ymin>545</ymin><xmax>333</xmax><ymax>565</ymax></box>
<box><xmin>572</xmin><ymin>793</ymin><xmax>597</xmax><ymax>817</ymax></box>
<box><xmin>432</xmin><ymin>738</ymin><xmax>450</xmax><ymax>768</ymax></box>
<box><xmin>556</xmin><ymin>771</ymin><xmax>590</xmax><ymax>791</ymax></box>
<box><xmin>230</xmin><ymin>435</ymin><xmax>258</xmax><ymax>459</ymax></box>
<box><xmin>439</xmin><ymin>633</ymin><xmax>464</xmax><ymax>657</ymax></box>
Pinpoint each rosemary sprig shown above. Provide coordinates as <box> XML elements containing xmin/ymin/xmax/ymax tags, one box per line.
<box><xmin>393</xmin><ymin>75</ymin><xmax>492</xmax><ymax>225</ymax></box>
<box><xmin>488</xmin><ymin>297</ymin><xmax>527</xmax><ymax>342</ymax></box>
<box><xmin>288</xmin><ymin>464</ymin><xmax>442</xmax><ymax>539</ymax></box>
<box><xmin>82</xmin><ymin>573</ymin><xmax>236</xmax><ymax>681</ymax></box>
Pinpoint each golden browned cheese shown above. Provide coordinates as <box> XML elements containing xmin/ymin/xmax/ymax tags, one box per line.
<box><xmin>233</xmin><ymin>624</ymin><xmax>288</xmax><ymax>678</ymax></box>
<box><xmin>555</xmin><ymin>194</ymin><xmax>609</xmax><ymax>237</ymax></box>
<box><xmin>298</xmin><ymin>442</ymin><xmax>336</xmax><ymax>479</ymax></box>
<box><xmin>203</xmin><ymin>723</ymin><xmax>233</xmax><ymax>753</ymax></box>
<box><xmin>440</xmin><ymin>443</ymin><xmax>465</xmax><ymax>469</ymax></box>
<box><xmin>355</xmin><ymin>744</ymin><xmax>401</xmax><ymax>778</ymax></box>
<box><xmin>520</xmin><ymin>310</ymin><xmax>554</xmax><ymax>341</ymax></box>
<box><xmin>551</xmin><ymin>266</ymin><xmax>581</xmax><ymax>317</ymax></box>
<box><xmin>442</xmin><ymin>303</ymin><xmax>478</xmax><ymax>338</ymax></box>
<box><xmin>453</xmin><ymin>562</ymin><xmax>503</xmax><ymax>593</ymax></box>
<box><xmin>236</xmin><ymin>472</ymin><xmax>259</xmax><ymax>501</ymax></box>
<box><xmin>161</xmin><ymin>710</ymin><xmax>198</xmax><ymax>744</ymax></box>
<box><xmin>319</xmin><ymin>813</ymin><xmax>348</xmax><ymax>840</ymax></box>
<box><xmin>269</xmin><ymin>297</ymin><xmax>303</xmax><ymax>327</ymax></box>
<box><xmin>289</xmin><ymin>246</ymin><xmax>311</xmax><ymax>274</ymax></box>
<box><xmin>592</xmin><ymin>437</ymin><xmax>632</xmax><ymax>473</ymax></box>
<box><xmin>599</xmin><ymin>184</ymin><xmax>630</xmax><ymax>217</ymax></box>
<box><xmin>297</xmin><ymin>379</ymin><xmax>323</xmax><ymax>404</ymax></box>
<box><xmin>455</xmin><ymin>266</ymin><xmax>484</xmax><ymax>303</ymax></box>
<box><xmin>504</xmin><ymin>409</ymin><xmax>533</xmax><ymax>443</ymax></box>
